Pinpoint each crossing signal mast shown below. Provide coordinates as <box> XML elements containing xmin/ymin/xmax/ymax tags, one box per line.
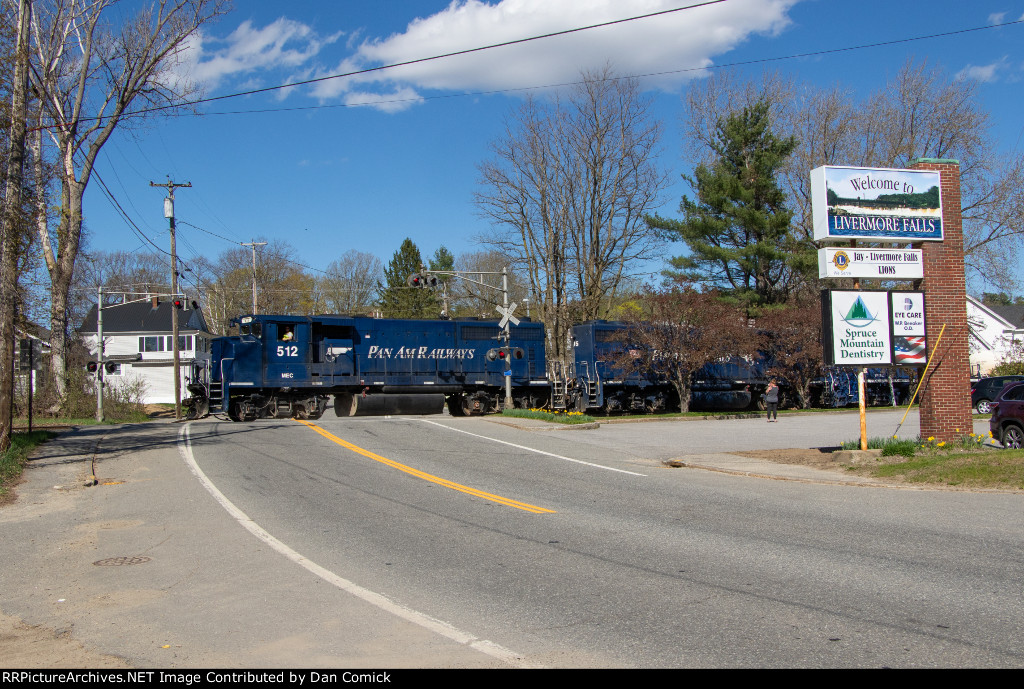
<box><xmin>407</xmin><ymin>264</ymin><xmax>522</xmax><ymax>409</ymax></box>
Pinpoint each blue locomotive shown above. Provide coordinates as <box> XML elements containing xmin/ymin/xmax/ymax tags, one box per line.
<box><xmin>551</xmin><ymin>320</ymin><xmax>915</xmax><ymax>414</ymax></box>
<box><xmin>185</xmin><ymin>314</ymin><xmax>549</xmax><ymax>421</ymax></box>
<box><xmin>551</xmin><ymin>320</ymin><xmax>769</xmax><ymax>414</ymax></box>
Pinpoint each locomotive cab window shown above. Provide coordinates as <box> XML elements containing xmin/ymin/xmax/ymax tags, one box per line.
<box><xmin>279</xmin><ymin>324</ymin><xmax>296</xmax><ymax>341</ymax></box>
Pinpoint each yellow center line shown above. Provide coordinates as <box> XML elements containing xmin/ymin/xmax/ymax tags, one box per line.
<box><xmin>294</xmin><ymin>419</ymin><xmax>556</xmax><ymax>514</ymax></box>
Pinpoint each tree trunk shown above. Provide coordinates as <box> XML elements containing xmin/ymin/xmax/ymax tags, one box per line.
<box><xmin>46</xmin><ymin>178</ymin><xmax>84</xmax><ymax>410</ymax></box>
<box><xmin>0</xmin><ymin>0</ymin><xmax>33</xmax><ymax>450</ymax></box>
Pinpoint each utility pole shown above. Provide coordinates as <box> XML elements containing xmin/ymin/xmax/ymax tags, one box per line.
<box><xmin>96</xmin><ymin>285</ymin><xmax>104</xmax><ymax>422</ymax></box>
<box><xmin>241</xmin><ymin>240</ymin><xmax>267</xmax><ymax>314</ymax></box>
<box><xmin>150</xmin><ymin>180</ymin><xmax>191</xmax><ymax>420</ymax></box>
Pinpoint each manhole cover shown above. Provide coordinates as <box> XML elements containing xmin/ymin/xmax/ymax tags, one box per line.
<box><xmin>93</xmin><ymin>556</ymin><xmax>151</xmax><ymax>566</ymax></box>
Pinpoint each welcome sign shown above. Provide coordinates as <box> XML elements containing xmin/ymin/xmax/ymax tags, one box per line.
<box><xmin>811</xmin><ymin>166</ymin><xmax>943</xmax><ymax>242</ymax></box>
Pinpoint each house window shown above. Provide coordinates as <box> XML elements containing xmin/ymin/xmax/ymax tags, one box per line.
<box><xmin>178</xmin><ymin>335</ymin><xmax>193</xmax><ymax>351</ymax></box>
<box><xmin>140</xmin><ymin>336</ymin><xmax>164</xmax><ymax>352</ymax></box>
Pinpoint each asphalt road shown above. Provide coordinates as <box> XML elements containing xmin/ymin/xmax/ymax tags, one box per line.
<box><xmin>2</xmin><ymin>410</ymin><xmax>1021</xmax><ymax>668</ymax></box>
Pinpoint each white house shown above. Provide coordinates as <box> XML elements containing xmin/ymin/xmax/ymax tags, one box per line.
<box><xmin>967</xmin><ymin>295</ymin><xmax>1024</xmax><ymax>376</ymax></box>
<box><xmin>78</xmin><ymin>297</ymin><xmax>212</xmax><ymax>404</ymax></box>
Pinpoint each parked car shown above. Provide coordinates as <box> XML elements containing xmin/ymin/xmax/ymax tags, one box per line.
<box><xmin>971</xmin><ymin>375</ymin><xmax>1024</xmax><ymax>414</ymax></box>
<box><xmin>989</xmin><ymin>381</ymin><xmax>1024</xmax><ymax>449</ymax></box>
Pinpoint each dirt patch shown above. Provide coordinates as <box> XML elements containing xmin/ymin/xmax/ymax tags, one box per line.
<box><xmin>733</xmin><ymin>447</ymin><xmax>846</xmax><ymax>471</ymax></box>
<box><xmin>0</xmin><ymin>611</ymin><xmax>131</xmax><ymax>669</ymax></box>
<box><xmin>144</xmin><ymin>405</ymin><xmax>176</xmax><ymax>419</ymax></box>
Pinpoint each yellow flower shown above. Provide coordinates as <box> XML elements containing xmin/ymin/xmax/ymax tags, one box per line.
<box><xmin>937</xmin><ymin>441</ymin><xmax>946</xmax><ymax>447</ymax></box>
<box><xmin>927</xmin><ymin>436</ymin><xmax>935</xmax><ymax>443</ymax></box>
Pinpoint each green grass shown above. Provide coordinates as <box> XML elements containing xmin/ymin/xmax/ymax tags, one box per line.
<box><xmin>0</xmin><ymin>431</ymin><xmax>59</xmax><ymax>499</ymax></box>
<box><xmin>840</xmin><ymin>436</ymin><xmax>919</xmax><ymax>456</ymax></box>
<box><xmin>861</xmin><ymin>450</ymin><xmax>1024</xmax><ymax>489</ymax></box>
<box><xmin>838</xmin><ymin>432</ymin><xmax>1024</xmax><ymax>489</ymax></box>
<box><xmin>501</xmin><ymin>408</ymin><xmax>597</xmax><ymax>424</ymax></box>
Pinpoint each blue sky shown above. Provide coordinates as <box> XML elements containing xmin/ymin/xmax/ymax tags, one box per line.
<box><xmin>84</xmin><ymin>0</ymin><xmax>1024</xmax><ymax>294</ymax></box>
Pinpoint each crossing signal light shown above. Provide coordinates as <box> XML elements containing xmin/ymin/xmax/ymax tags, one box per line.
<box><xmin>87</xmin><ymin>361</ymin><xmax>98</xmax><ymax>373</ymax></box>
<box><xmin>486</xmin><ymin>348</ymin><xmax>509</xmax><ymax>361</ymax></box>
<box><xmin>406</xmin><ymin>272</ymin><xmax>438</xmax><ymax>288</ymax></box>
<box><xmin>105</xmin><ymin>362</ymin><xmax>118</xmax><ymax>374</ymax></box>
<box><xmin>511</xmin><ymin>347</ymin><xmax>524</xmax><ymax>360</ymax></box>
<box><xmin>173</xmin><ymin>299</ymin><xmax>184</xmax><ymax>309</ymax></box>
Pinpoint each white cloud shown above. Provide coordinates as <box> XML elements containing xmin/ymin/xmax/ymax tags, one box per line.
<box><xmin>180</xmin><ymin>17</ymin><xmax>340</xmax><ymax>89</ymax></box>
<box><xmin>956</xmin><ymin>56</ymin><xmax>1009</xmax><ymax>83</ymax></box>
<box><xmin>342</xmin><ymin>87</ymin><xmax>426</xmax><ymax>113</ymax></box>
<box><xmin>308</xmin><ymin>0</ymin><xmax>800</xmax><ymax>110</ymax></box>
<box><xmin>988</xmin><ymin>12</ymin><xmax>1006</xmax><ymax>24</ymax></box>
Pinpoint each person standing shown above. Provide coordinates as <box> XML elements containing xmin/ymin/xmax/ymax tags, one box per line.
<box><xmin>765</xmin><ymin>379</ymin><xmax>779</xmax><ymax>422</ymax></box>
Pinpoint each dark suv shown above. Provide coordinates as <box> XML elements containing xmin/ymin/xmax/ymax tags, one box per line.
<box><xmin>989</xmin><ymin>381</ymin><xmax>1024</xmax><ymax>449</ymax></box>
<box><xmin>971</xmin><ymin>375</ymin><xmax>1024</xmax><ymax>414</ymax></box>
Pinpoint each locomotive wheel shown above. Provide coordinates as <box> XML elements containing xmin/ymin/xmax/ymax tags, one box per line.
<box><xmin>228</xmin><ymin>400</ymin><xmax>243</xmax><ymax>422</ymax></box>
<box><xmin>447</xmin><ymin>394</ymin><xmax>467</xmax><ymax>417</ymax></box>
<box><xmin>307</xmin><ymin>397</ymin><xmax>326</xmax><ymax>420</ymax></box>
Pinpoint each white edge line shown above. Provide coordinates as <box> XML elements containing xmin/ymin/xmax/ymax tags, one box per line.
<box><xmin>177</xmin><ymin>424</ymin><xmax>538</xmax><ymax>668</ymax></box>
<box><xmin>416</xmin><ymin>418</ymin><xmax>647</xmax><ymax>477</ymax></box>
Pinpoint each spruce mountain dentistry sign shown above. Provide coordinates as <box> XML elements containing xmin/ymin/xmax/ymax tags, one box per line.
<box><xmin>821</xmin><ymin>291</ymin><xmax>928</xmax><ymax>366</ymax></box>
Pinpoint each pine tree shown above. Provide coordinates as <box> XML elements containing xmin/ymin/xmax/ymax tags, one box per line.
<box><xmin>378</xmin><ymin>238</ymin><xmax>439</xmax><ymax>319</ymax></box>
<box><xmin>648</xmin><ymin>101</ymin><xmax>802</xmax><ymax>310</ymax></box>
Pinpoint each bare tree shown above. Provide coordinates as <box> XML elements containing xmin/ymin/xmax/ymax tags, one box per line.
<box><xmin>28</xmin><ymin>0</ymin><xmax>226</xmax><ymax>405</ymax></box>
<box><xmin>611</xmin><ymin>283</ymin><xmax>756</xmax><ymax>412</ymax></box>
<box><xmin>318</xmin><ymin>249</ymin><xmax>382</xmax><ymax>314</ymax></box>
<box><xmin>0</xmin><ymin>0</ymin><xmax>32</xmax><ymax>449</ymax></box>
<box><xmin>756</xmin><ymin>299</ymin><xmax>824</xmax><ymax>409</ymax></box>
<box><xmin>450</xmin><ymin>249</ymin><xmax>526</xmax><ymax>318</ymax></box>
<box><xmin>476</xmin><ymin>66</ymin><xmax>669</xmax><ymax>361</ymax></box>
<box><xmin>197</xmin><ymin>239</ymin><xmax>312</xmax><ymax>333</ymax></box>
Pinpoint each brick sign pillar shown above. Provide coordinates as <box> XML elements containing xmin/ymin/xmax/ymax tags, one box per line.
<box><xmin>914</xmin><ymin>158</ymin><xmax>973</xmax><ymax>441</ymax></box>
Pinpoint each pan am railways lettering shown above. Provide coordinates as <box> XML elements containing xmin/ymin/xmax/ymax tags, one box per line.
<box><xmin>366</xmin><ymin>346</ymin><xmax>476</xmax><ymax>360</ymax></box>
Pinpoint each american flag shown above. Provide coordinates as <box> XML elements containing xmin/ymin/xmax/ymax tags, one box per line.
<box><xmin>894</xmin><ymin>336</ymin><xmax>926</xmax><ymax>365</ymax></box>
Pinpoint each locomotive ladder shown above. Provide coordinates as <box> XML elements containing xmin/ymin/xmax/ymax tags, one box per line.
<box><xmin>208</xmin><ymin>381</ymin><xmax>223</xmax><ymax>409</ymax></box>
<box><xmin>550</xmin><ymin>360</ymin><xmax>569</xmax><ymax>410</ymax></box>
<box><xmin>584</xmin><ymin>362</ymin><xmax>600</xmax><ymax>408</ymax></box>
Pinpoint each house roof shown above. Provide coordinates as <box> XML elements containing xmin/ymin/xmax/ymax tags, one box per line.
<box><xmin>968</xmin><ymin>296</ymin><xmax>1024</xmax><ymax>331</ymax></box>
<box><xmin>985</xmin><ymin>303</ymin><xmax>1024</xmax><ymax>329</ymax></box>
<box><xmin>79</xmin><ymin>299</ymin><xmax>209</xmax><ymax>334</ymax></box>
